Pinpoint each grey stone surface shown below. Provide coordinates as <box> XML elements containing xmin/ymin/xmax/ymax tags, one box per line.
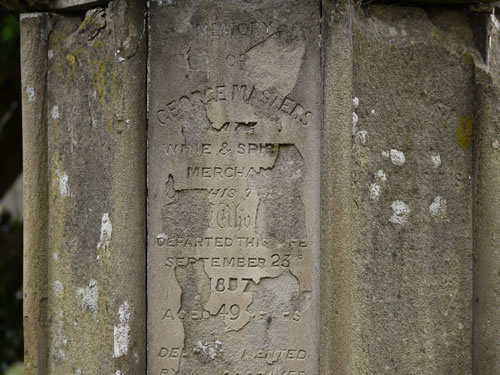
<box><xmin>147</xmin><ymin>0</ymin><xmax>321</xmax><ymax>374</ymax></box>
<box><xmin>382</xmin><ymin>0</ymin><xmax>498</xmax><ymax>4</ymax></box>
<box><xmin>473</xmin><ymin>11</ymin><xmax>500</xmax><ymax>374</ymax></box>
<box><xmin>321</xmin><ymin>0</ymin><xmax>355</xmax><ymax>374</ymax></box>
<box><xmin>21</xmin><ymin>1</ymin><xmax>147</xmax><ymax>374</ymax></box>
<box><xmin>21</xmin><ymin>12</ymin><xmax>51</xmax><ymax>375</ymax></box>
<box><xmin>350</xmin><ymin>4</ymin><xmax>476</xmax><ymax>374</ymax></box>
<box><xmin>19</xmin><ymin>1</ymin><xmax>500</xmax><ymax>374</ymax></box>
<box><xmin>50</xmin><ymin>0</ymin><xmax>108</xmax><ymax>10</ymax></box>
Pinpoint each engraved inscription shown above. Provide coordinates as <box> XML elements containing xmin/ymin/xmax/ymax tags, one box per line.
<box><xmin>148</xmin><ymin>1</ymin><xmax>320</xmax><ymax>374</ymax></box>
<box><xmin>155</xmin><ymin>84</ymin><xmax>314</xmax><ymax>127</ymax></box>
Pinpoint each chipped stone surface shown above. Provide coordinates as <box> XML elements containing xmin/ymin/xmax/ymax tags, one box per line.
<box><xmin>193</xmin><ymin>339</ymin><xmax>223</xmax><ymax>362</ymax></box>
<box><xmin>96</xmin><ymin>213</ymin><xmax>112</xmax><ymax>259</ymax></box>
<box><xmin>429</xmin><ymin>195</ymin><xmax>447</xmax><ymax>220</ymax></box>
<box><xmin>114</xmin><ymin>302</ymin><xmax>131</xmax><ymax>358</ymax></box>
<box><xmin>77</xmin><ymin>279</ymin><xmax>99</xmax><ymax>321</ymax></box>
<box><xmin>389</xmin><ymin>149</ymin><xmax>406</xmax><ymax>166</ymax></box>
<box><xmin>147</xmin><ymin>1</ymin><xmax>320</xmax><ymax>373</ymax></box>
<box><xmin>25</xmin><ymin>86</ymin><xmax>36</xmax><ymax>102</ymax></box>
<box><xmin>389</xmin><ymin>200</ymin><xmax>410</xmax><ymax>225</ymax></box>
<box><xmin>431</xmin><ymin>153</ymin><xmax>442</xmax><ymax>168</ymax></box>
<box><xmin>21</xmin><ymin>1</ymin><xmax>500</xmax><ymax>374</ymax></box>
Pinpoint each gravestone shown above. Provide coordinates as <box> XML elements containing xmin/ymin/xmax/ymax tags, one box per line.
<box><xmin>17</xmin><ymin>0</ymin><xmax>500</xmax><ymax>374</ymax></box>
<box><xmin>147</xmin><ymin>1</ymin><xmax>320</xmax><ymax>374</ymax></box>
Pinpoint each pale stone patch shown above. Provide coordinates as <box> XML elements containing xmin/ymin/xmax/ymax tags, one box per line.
<box><xmin>20</xmin><ymin>13</ymin><xmax>43</xmax><ymax>20</ymax></box>
<box><xmin>97</xmin><ymin>213</ymin><xmax>112</xmax><ymax>259</ymax></box>
<box><xmin>53</xmin><ymin>280</ymin><xmax>64</xmax><ymax>297</ymax></box>
<box><xmin>245</xmin><ymin>33</ymin><xmax>305</xmax><ymax>96</ymax></box>
<box><xmin>491</xmin><ymin>14</ymin><xmax>500</xmax><ymax>31</ymax></box>
<box><xmin>352</xmin><ymin>111</ymin><xmax>359</xmax><ymax>134</ymax></box>
<box><xmin>376</xmin><ymin>170</ymin><xmax>387</xmax><ymax>182</ymax></box>
<box><xmin>353</xmin><ymin>96</ymin><xmax>360</xmax><ymax>109</ymax></box>
<box><xmin>431</xmin><ymin>153</ymin><xmax>441</xmax><ymax>168</ymax></box>
<box><xmin>153</xmin><ymin>0</ymin><xmax>175</xmax><ymax>5</ymax></box>
<box><xmin>389</xmin><ymin>200</ymin><xmax>410</xmax><ymax>224</ymax></box>
<box><xmin>390</xmin><ymin>149</ymin><xmax>405</xmax><ymax>166</ymax></box>
<box><xmin>114</xmin><ymin>302</ymin><xmax>131</xmax><ymax>358</ymax></box>
<box><xmin>370</xmin><ymin>183</ymin><xmax>381</xmax><ymax>201</ymax></box>
<box><xmin>429</xmin><ymin>196</ymin><xmax>447</xmax><ymax>220</ymax></box>
<box><xmin>77</xmin><ymin>279</ymin><xmax>99</xmax><ymax>321</ymax></box>
<box><xmin>356</xmin><ymin>130</ymin><xmax>368</xmax><ymax>144</ymax></box>
<box><xmin>26</xmin><ymin>86</ymin><xmax>36</xmax><ymax>102</ymax></box>
<box><xmin>48</xmin><ymin>49</ymin><xmax>54</xmax><ymax>59</ymax></box>
<box><xmin>157</xmin><ymin>233</ymin><xmax>167</xmax><ymax>246</ymax></box>
<box><xmin>55</xmin><ymin>170</ymin><xmax>69</xmax><ymax>197</ymax></box>
<box><xmin>50</xmin><ymin>310</ymin><xmax>67</xmax><ymax>361</ymax></box>
<box><xmin>193</xmin><ymin>340</ymin><xmax>223</xmax><ymax>361</ymax></box>
<box><xmin>51</xmin><ymin>105</ymin><xmax>60</xmax><ymax>120</ymax></box>
<box><xmin>117</xmin><ymin>51</ymin><xmax>127</xmax><ymax>62</ymax></box>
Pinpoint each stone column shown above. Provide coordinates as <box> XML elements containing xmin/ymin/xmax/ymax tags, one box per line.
<box><xmin>473</xmin><ymin>11</ymin><xmax>500</xmax><ymax>374</ymax></box>
<box><xmin>321</xmin><ymin>0</ymin><xmax>354</xmax><ymax>373</ymax></box>
<box><xmin>349</xmin><ymin>4</ymin><xmax>476</xmax><ymax>374</ymax></box>
<box><xmin>20</xmin><ymin>1</ymin><xmax>147</xmax><ymax>374</ymax></box>
<box><xmin>21</xmin><ymin>12</ymin><xmax>50</xmax><ymax>375</ymax></box>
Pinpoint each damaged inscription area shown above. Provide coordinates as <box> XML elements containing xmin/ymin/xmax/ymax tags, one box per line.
<box><xmin>152</xmin><ymin>87</ymin><xmax>313</xmax><ymax>374</ymax></box>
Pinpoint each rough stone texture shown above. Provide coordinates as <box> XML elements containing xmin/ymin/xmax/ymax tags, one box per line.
<box><xmin>473</xmin><ymin>11</ymin><xmax>500</xmax><ymax>374</ymax></box>
<box><xmin>1</xmin><ymin>0</ymin><xmax>109</xmax><ymax>12</ymax></box>
<box><xmin>350</xmin><ymin>4</ymin><xmax>476</xmax><ymax>374</ymax></box>
<box><xmin>321</xmin><ymin>1</ymin><xmax>354</xmax><ymax>374</ymax></box>
<box><xmin>21</xmin><ymin>1</ymin><xmax>147</xmax><ymax>374</ymax></box>
<box><xmin>381</xmin><ymin>0</ymin><xmax>498</xmax><ymax>4</ymax></box>
<box><xmin>21</xmin><ymin>12</ymin><xmax>50</xmax><ymax>375</ymax></box>
<box><xmin>50</xmin><ymin>0</ymin><xmax>108</xmax><ymax>10</ymax></box>
<box><xmin>19</xmin><ymin>1</ymin><xmax>500</xmax><ymax>374</ymax></box>
<box><xmin>147</xmin><ymin>1</ymin><xmax>321</xmax><ymax>374</ymax></box>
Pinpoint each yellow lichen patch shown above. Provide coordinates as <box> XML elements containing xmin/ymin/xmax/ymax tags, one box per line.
<box><xmin>463</xmin><ymin>53</ymin><xmax>475</xmax><ymax>66</ymax></box>
<box><xmin>91</xmin><ymin>57</ymin><xmax>110</xmax><ymax>104</ymax></box>
<box><xmin>108</xmin><ymin>120</ymin><xmax>113</xmax><ymax>133</ymax></box>
<box><xmin>67</xmin><ymin>54</ymin><xmax>77</xmax><ymax>74</ymax></box>
<box><xmin>456</xmin><ymin>115</ymin><xmax>473</xmax><ymax>150</ymax></box>
<box><xmin>430</xmin><ymin>28</ymin><xmax>442</xmax><ymax>40</ymax></box>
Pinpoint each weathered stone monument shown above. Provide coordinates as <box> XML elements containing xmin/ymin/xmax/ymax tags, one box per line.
<box><xmin>18</xmin><ymin>0</ymin><xmax>500</xmax><ymax>374</ymax></box>
<box><xmin>148</xmin><ymin>2</ymin><xmax>320</xmax><ymax>374</ymax></box>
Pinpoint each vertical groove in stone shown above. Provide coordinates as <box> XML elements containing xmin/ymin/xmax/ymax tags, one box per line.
<box><xmin>473</xmin><ymin>15</ymin><xmax>500</xmax><ymax>373</ymax></box>
<box><xmin>321</xmin><ymin>1</ymin><xmax>354</xmax><ymax>373</ymax></box>
<box><xmin>21</xmin><ymin>13</ymin><xmax>51</xmax><ymax>375</ymax></box>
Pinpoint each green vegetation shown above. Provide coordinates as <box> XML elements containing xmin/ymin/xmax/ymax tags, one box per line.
<box><xmin>0</xmin><ymin>207</ymin><xmax>23</xmax><ymax>373</ymax></box>
<box><xmin>0</xmin><ymin>9</ymin><xmax>23</xmax><ymax>374</ymax></box>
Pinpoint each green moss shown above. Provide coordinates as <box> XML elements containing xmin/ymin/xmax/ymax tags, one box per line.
<box><xmin>456</xmin><ymin>115</ymin><xmax>473</xmax><ymax>150</ymax></box>
<box><xmin>463</xmin><ymin>53</ymin><xmax>475</xmax><ymax>67</ymax></box>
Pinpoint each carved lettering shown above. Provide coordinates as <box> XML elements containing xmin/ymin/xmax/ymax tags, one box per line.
<box><xmin>148</xmin><ymin>2</ymin><xmax>320</xmax><ymax>374</ymax></box>
<box><xmin>154</xmin><ymin>84</ymin><xmax>314</xmax><ymax>127</ymax></box>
